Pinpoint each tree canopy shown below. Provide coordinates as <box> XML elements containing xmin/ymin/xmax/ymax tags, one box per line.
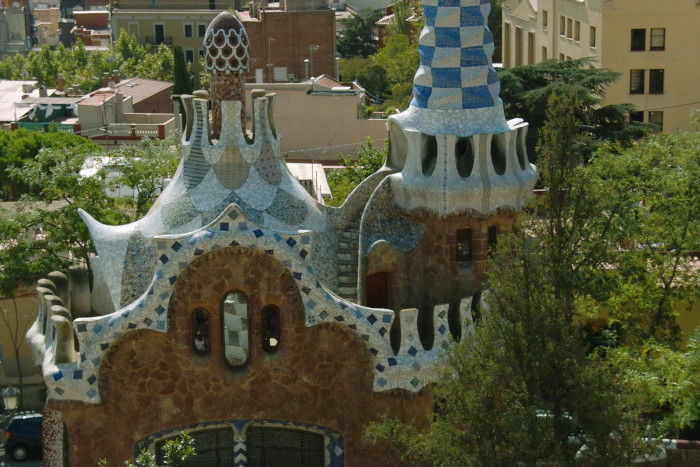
<box><xmin>498</xmin><ymin>58</ymin><xmax>651</xmax><ymax>158</ymax></box>
<box><xmin>337</xmin><ymin>8</ymin><xmax>384</xmax><ymax>59</ymax></box>
<box><xmin>364</xmin><ymin>93</ymin><xmax>700</xmax><ymax>463</ymax></box>
<box><xmin>0</xmin><ymin>129</ymin><xmax>101</xmax><ymax>201</ymax></box>
<box><xmin>0</xmin><ymin>30</ymin><xmax>177</xmax><ymax>93</ymax></box>
<box><xmin>1</xmin><ymin>136</ymin><xmax>181</xmax><ymax>295</ymax></box>
<box><xmin>326</xmin><ymin>137</ymin><xmax>387</xmax><ymax>207</ymax></box>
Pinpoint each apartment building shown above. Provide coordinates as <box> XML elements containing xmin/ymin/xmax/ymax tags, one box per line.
<box><xmin>502</xmin><ymin>0</ymin><xmax>700</xmax><ymax>132</ymax></box>
<box><xmin>111</xmin><ymin>0</ymin><xmax>336</xmax><ymax>82</ymax></box>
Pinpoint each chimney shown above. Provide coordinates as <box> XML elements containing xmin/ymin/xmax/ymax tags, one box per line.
<box><xmin>102</xmin><ymin>72</ymin><xmax>110</xmax><ymax>88</ymax></box>
<box><xmin>112</xmin><ymin>70</ymin><xmax>120</xmax><ymax>84</ymax></box>
<box><xmin>56</xmin><ymin>74</ymin><xmax>65</xmax><ymax>92</ymax></box>
<box><xmin>39</xmin><ymin>86</ymin><xmax>47</xmax><ymax>97</ymax></box>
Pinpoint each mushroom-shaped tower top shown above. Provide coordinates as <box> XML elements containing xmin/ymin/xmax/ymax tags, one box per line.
<box><xmin>204</xmin><ymin>11</ymin><xmax>249</xmax><ymax>138</ymax></box>
<box><xmin>204</xmin><ymin>11</ymin><xmax>249</xmax><ymax>73</ymax></box>
<box><xmin>391</xmin><ymin>0</ymin><xmax>508</xmax><ymax>137</ymax></box>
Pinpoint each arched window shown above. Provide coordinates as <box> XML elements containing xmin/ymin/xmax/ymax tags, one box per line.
<box><xmin>261</xmin><ymin>305</ymin><xmax>281</xmax><ymax>352</ymax></box>
<box><xmin>222</xmin><ymin>291</ymin><xmax>250</xmax><ymax>368</ymax></box>
<box><xmin>192</xmin><ymin>308</ymin><xmax>211</xmax><ymax>354</ymax></box>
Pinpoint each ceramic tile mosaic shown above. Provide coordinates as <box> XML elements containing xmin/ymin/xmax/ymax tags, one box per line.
<box><xmin>28</xmin><ymin>0</ymin><xmax>537</xmax><ymax>405</ymax></box>
<box><xmin>359</xmin><ymin>180</ymin><xmax>425</xmax><ymax>255</ymax></box>
<box><xmin>120</xmin><ymin>231</ymin><xmax>156</xmax><ymax>306</ymax></box>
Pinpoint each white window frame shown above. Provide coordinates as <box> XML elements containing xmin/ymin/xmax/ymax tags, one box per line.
<box><xmin>183</xmin><ymin>22</ymin><xmax>193</xmax><ymax>38</ymax></box>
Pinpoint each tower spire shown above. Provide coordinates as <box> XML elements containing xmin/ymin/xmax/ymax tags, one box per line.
<box><xmin>391</xmin><ymin>0</ymin><xmax>508</xmax><ymax>137</ymax></box>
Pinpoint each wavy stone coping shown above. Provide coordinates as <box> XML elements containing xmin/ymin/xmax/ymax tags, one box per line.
<box><xmin>33</xmin><ymin>203</ymin><xmax>478</xmax><ymax>403</ymax></box>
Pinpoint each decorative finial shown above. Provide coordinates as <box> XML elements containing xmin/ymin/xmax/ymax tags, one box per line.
<box><xmin>204</xmin><ymin>11</ymin><xmax>250</xmax><ymax>138</ymax></box>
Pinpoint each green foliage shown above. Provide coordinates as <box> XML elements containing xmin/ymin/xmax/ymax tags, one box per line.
<box><xmin>364</xmin><ymin>91</ymin><xmax>665</xmax><ymax>465</ymax></box>
<box><xmin>339</xmin><ymin>56</ymin><xmax>391</xmax><ymax>98</ymax></box>
<box><xmin>337</xmin><ymin>8</ymin><xmax>384</xmax><ymax>58</ymax></box>
<box><xmin>0</xmin><ymin>129</ymin><xmax>101</xmax><ymax>201</ymax></box>
<box><xmin>98</xmin><ymin>432</ymin><xmax>195</xmax><ymax>467</ymax></box>
<box><xmin>386</xmin><ymin>0</ymin><xmax>422</xmax><ymax>39</ymax></box>
<box><xmin>374</xmin><ymin>34</ymin><xmax>419</xmax><ymax>85</ymax></box>
<box><xmin>608</xmin><ymin>329</ymin><xmax>700</xmax><ymax>439</ymax></box>
<box><xmin>3</xmin><ymin>137</ymin><xmax>181</xmax><ymax>291</ymax></box>
<box><xmin>327</xmin><ymin>137</ymin><xmax>387</xmax><ymax>206</ymax></box>
<box><xmin>0</xmin><ymin>31</ymin><xmax>176</xmax><ymax>92</ymax></box>
<box><xmin>108</xmin><ymin>135</ymin><xmax>181</xmax><ymax>216</ymax></box>
<box><xmin>499</xmin><ymin>58</ymin><xmax>652</xmax><ymax>158</ymax></box>
<box><xmin>172</xmin><ymin>45</ymin><xmax>194</xmax><ymax>95</ymax></box>
<box><xmin>582</xmin><ymin>128</ymin><xmax>700</xmax><ymax>345</ymax></box>
<box><xmin>9</xmin><ymin>145</ymin><xmax>127</xmax><ymax>269</ymax></box>
<box><xmin>488</xmin><ymin>0</ymin><xmax>503</xmax><ymax>63</ymax></box>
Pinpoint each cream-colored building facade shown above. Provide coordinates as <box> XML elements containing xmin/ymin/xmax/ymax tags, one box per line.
<box><xmin>244</xmin><ymin>75</ymin><xmax>387</xmax><ymax>162</ymax></box>
<box><xmin>502</xmin><ymin>0</ymin><xmax>700</xmax><ymax>132</ymax></box>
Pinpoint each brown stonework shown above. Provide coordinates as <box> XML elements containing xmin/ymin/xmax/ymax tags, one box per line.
<box><xmin>364</xmin><ymin>211</ymin><xmax>516</xmax><ymax>313</ymax></box>
<box><xmin>51</xmin><ymin>247</ymin><xmax>430</xmax><ymax>465</ymax></box>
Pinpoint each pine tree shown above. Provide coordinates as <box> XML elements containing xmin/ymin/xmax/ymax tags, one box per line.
<box><xmin>172</xmin><ymin>45</ymin><xmax>193</xmax><ymax>95</ymax></box>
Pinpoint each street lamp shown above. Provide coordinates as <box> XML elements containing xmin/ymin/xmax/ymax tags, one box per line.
<box><xmin>2</xmin><ymin>385</ymin><xmax>19</xmax><ymax>412</ymax></box>
<box><xmin>267</xmin><ymin>37</ymin><xmax>275</xmax><ymax>83</ymax></box>
<box><xmin>308</xmin><ymin>44</ymin><xmax>319</xmax><ymax>78</ymax></box>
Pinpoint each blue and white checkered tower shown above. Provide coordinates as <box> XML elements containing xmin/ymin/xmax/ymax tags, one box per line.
<box><xmin>384</xmin><ymin>0</ymin><xmax>537</xmax><ymax>217</ymax></box>
<box><xmin>394</xmin><ymin>0</ymin><xmax>507</xmax><ymax>136</ymax></box>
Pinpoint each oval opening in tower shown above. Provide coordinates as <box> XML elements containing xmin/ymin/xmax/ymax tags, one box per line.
<box><xmin>421</xmin><ymin>134</ymin><xmax>438</xmax><ymax>176</ymax></box>
<box><xmin>516</xmin><ymin>127</ymin><xmax>528</xmax><ymax>170</ymax></box>
<box><xmin>491</xmin><ymin>133</ymin><xmax>507</xmax><ymax>175</ymax></box>
<box><xmin>261</xmin><ymin>305</ymin><xmax>281</xmax><ymax>353</ymax></box>
<box><xmin>418</xmin><ymin>306</ymin><xmax>435</xmax><ymax>351</ymax></box>
<box><xmin>455</xmin><ymin>137</ymin><xmax>474</xmax><ymax>178</ymax></box>
<box><xmin>447</xmin><ymin>301</ymin><xmax>462</xmax><ymax>342</ymax></box>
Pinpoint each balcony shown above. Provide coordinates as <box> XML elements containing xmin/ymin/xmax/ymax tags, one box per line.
<box><xmin>144</xmin><ymin>36</ymin><xmax>173</xmax><ymax>46</ymax></box>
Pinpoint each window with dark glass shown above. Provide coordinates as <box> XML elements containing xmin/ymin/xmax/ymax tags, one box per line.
<box><xmin>184</xmin><ymin>24</ymin><xmax>193</xmax><ymax>38</ymax></box>
<box><xmin>650</xmin><ymin>28</ymin><xmax>665</xmax><ymax>50</ymax></box>
<box><xmin>631</xmin><ymin>28</ymin><xmax>646</xmax><ymax>51</ymax></box>
<box><xmin>261</xmin><ymin>305</ymin><xmax>281</xmax><ymax>352</ymax></box>
<box><xmin>456</xmin><ymin>228</ymin><xmax>473</xmax><ymax>263</ymax></box>
<box><xmin>559</xmin><ymin>16</ymin><xmax>565</xmax><ymax>37</ymax></box>
<box><xmin>246</xmin><ymin>427</ymin><xmax>325</xmax><ymax>467</ymax></box>
<box><xmin>222</xmin><ymin>291</ymin><xmax>250</xmax><ymax>368</ymax></box>
<box><xmin>629</xmin><ymin>69</ymin><xmax>645</xmax><ymax>94</ymax></box>
<box><xmin>198</xmin><ymin>24</ymin><xmax>207</xmax><ymax>38</ymax></box>
<box><xmin>649</xmin><ymin>69</ymin><xmax>664</xmax><ymax>94</ymax></box>
<box><xmin>185</xmin><ymin>49</ymin><xmax>194</xmax><ymax>64</ymax></box>
<box><xmin>629</xmin><ymin>111</ymin><xmax>644</xmax><ymax>123</ymax></box>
